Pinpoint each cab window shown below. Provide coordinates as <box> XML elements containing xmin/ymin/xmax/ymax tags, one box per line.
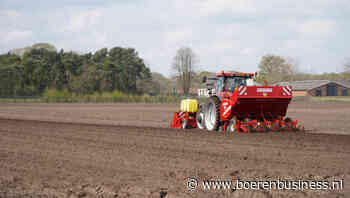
<box><xmin>225</xmin><ymin>77</ymin><xmax>247</xmax><ymax>92</ymax></box>
<box><xmin>215</xmin><ymin>77</ymin><xmax>224</xmax><ymax>93</ymax></box>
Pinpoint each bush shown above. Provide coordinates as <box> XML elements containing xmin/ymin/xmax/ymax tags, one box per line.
<box><xmin>43</xmin><ymin>88</ymin><xmax>72</xmax><ymax>102</ymax></box>
<box><xmin>292</xmin><ymin>96</ymin><xmax>307</xmax><ymax>102</ymax></box>
<box><xmin>311</xmin><ymin>96</ymin><xmax>350</xmax><ymax>103</ymax></box>
<box><xmin>41</xmin><ymin>89</ymin><xmax>182</xmax><ymax>103</ymax></box>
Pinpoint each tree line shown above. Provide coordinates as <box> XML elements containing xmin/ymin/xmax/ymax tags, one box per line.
<box><xmin>170</xmin><ymin>49</ymin><xmax>350</xmax><ymax>95</ymax></box>
<box><xmin>0</xmin><ymin>44</ymin><xmax>152</xmax><ymax>97</ymax></box>
<box><xmin>257</xmin><ymin>55</ymin><xmax>350</xmax><ymax>84</ymax></box>
<box><xmin>1</xmin><ymin>43</ymin><xmax>348</xmax><ymax>98</ymax></box>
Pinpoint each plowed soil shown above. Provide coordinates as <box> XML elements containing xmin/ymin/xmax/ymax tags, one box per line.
<box><xmin>0</xmin><ymin>102</ymin><xmax>349</xmax><ymax>198</ymax></box>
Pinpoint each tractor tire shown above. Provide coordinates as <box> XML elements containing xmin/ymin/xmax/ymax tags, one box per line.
<box><xmin>204</xmin><ymin>96</ymin><xmax>221</xmax><ymax>131</ymax></box>
<box><xmin>196</xmin><ymin>104</ymin><xmax>206</xmax><ymax>130</ymax></box>
<box><xmin>284</xmin><ymin>117</ymin><xmax>292</xmax><ymax>123</ymax></box>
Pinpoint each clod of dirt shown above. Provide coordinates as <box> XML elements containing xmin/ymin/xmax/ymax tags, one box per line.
<box><xmin>117</xmin><ymin>186</ymin><xmax>151</xmax><ymax>198</ymax></box>
<box><xmin>77</xmin><ymin>191</ymin><xmax>87</xmax><ymax>198</ymax></box>
<box><xmin>229</xmin><ymin>170</ymin><xmax>240</xmax><ymax>177</ymax></box>
<box><xmin>243</xmin><ymin>156</ymin><xmax>248</xmax><ymax>160</ymax></box>
<box><xmin>307</xmin><ymin>173</ymin><xmax>314</xmax><ymax>179</ymax></box>
<box><xmin>159</xmin><ymin>189</ymin><xmax>168</xmax><ymax>198</ymax></box>
<box><xmin>66</xmin><ymin>188</ymin><xmax>74</xmax><ymax>198</ymax></box>
<box><xmin>168</xmin><ymin>171</ymin><xmax>176</xmax><ymax>178</ymax></box>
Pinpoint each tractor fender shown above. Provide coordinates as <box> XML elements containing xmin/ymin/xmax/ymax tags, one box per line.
<box><xmin>220</xmin><ymin>98</ymin><xmax>233</xmax><ymax>120</ymax></box>
<box><xmin>230</xmin><ymin>88</ymin><xmax>239</xmax><ymax>105</ymax></box>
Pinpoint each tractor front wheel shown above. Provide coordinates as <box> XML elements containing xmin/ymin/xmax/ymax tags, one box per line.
<box><xmin>196</xmin><ymin>104</ymin><xmax>206</xmax><ymax>130</ymax></box>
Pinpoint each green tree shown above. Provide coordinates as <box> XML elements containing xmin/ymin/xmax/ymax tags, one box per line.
<box><xmin>150</xmin><ymin>72</ymin><xmax>172</xmax><ymax>94</ymax></box>
<box><xmin>32</xmin><ymin>43</ymin><xmax>57</xmax><ymax>52</ymax></box>
<box><xmin>257</xmin><ymin>55</ymin><xmax>295</xmax><ymax>84</ymax></box>
<box><xmin>0</xmin><ymin>45</ymin><xmax>152</xmax><ymax>96</ymax></box>
<box><xmin>106</xmin><ymin>47</ymin><xmax>151</xmax><ymax>93</ymax></box>
<box><xmin>22</xmin><ymin>48</ymin><xmax>58</xmax><ymax>93</ymax></box>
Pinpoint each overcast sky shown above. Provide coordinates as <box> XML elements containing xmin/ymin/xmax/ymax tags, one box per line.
<box><xmin>1</xmin><ymin>0</ymin><xmax>349</xmax><ymax>76</ymax></box>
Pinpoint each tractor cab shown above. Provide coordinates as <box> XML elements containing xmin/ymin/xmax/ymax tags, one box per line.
<box><xmin>214</xmin><ymin>71</ymin><xmax>256</xmax><ymax>99</ymax></box>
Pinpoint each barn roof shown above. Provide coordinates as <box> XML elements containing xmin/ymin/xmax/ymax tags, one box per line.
<box><xmin>274</xmin><ymin>80</ymin><xmax>350</xmax><ymax>91</ymax></box>
<box><xmin>336</xmin><ymin>79</ymin><xmax>350</xmax><ymax>88</ymax></box>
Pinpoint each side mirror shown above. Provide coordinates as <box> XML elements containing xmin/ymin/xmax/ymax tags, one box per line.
<box><xmin>202</xmin><ymin>76</ymin><xmax>207</xmax><ymax>83</ymax></box>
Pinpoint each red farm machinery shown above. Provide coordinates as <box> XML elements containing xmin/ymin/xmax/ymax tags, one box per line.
<box><xmin>170</xmin><ymin>71</ymin><xmax>302</xmax><ymax>132</ymax></box>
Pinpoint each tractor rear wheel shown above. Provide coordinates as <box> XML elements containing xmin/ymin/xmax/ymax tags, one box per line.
<box><xmin>196</xmin><ymin>104</ymin><xmax>206</xmax><ymax>129</ymax></box>
<box><xmin>204</xmin><ymin>96</ymin><xmax>221</xmax><ymax>131</ymax></box>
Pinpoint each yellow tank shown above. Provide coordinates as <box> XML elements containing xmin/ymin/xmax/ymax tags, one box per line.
<box><xmin>180</xmin><ymin>99</ymin><xmax>198</xmax><ymax>113</ymax></box>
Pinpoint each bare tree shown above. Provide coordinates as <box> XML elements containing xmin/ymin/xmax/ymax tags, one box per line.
<box><xmin>258</xmin><ymin>55</ymin><xmax>297</xmax><ymax>84</ymax></box>
<box><xmin>172</xmin><ymin>47</ymin><xmax>198</xmax><ymax>95</ymax></box>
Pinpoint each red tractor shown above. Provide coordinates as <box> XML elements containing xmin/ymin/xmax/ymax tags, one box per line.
<box><xmin>171</xmin><ymin>71</ymin><xmax>301</xmax><ymax>132</ymax></box>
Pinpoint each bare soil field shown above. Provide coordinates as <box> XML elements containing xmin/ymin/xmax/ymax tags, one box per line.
<box><xmin>1</xmin><ymin>102</ymin><xmax>350</xmax><ymax>135</ymax></box>
<box><xmin>0</xmin><ymin>102</ymin><xmax>349</xmax><ymax>197</ymax></box>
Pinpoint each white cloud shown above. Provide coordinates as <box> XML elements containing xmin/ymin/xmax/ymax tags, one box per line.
<box><xmin>3</xmin><ymin>10</ymin><xmax>21</xmax><ymax>18</ymax></box>
<box><xmin>63</xmin><ymin>9</ymin><xmax>102</xmax><ymax>33</ymax></box>
<box><xmin>241</xmin><ymin>48</ymin><xmax>258</xmax><ymax>56</ymax></box>
<box><xmin>0</xmin><ymin>0</ymin><xmax>349</xmax><ymax>74</ymax></box>
<box><xmin>164</xmin><ymin>28</ymin><xmax>193</xmax><ymax>46</ymax></box>
<box><xmin>199</xmin><ymin>0</ymin><xmax>257</xmax><ymax>16</ymax></box>
<box><xmin>0</xmin><ymin>9</ymin><xmax>22</xmax><ymax>27</ymax></box>
<box><xmin>196</xmin><ymin>0</ymin><xmax>350</xmax><ymax>18</ymax></box>
<box><xmin>1</xmin><ymin>30</ymin><xmax>32</xmax><ymax>42</ymax></box>
<box><xmin>298</xmin><ymin>19</ymin><xmax>336</xmax><ymax>38</ymax></box>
